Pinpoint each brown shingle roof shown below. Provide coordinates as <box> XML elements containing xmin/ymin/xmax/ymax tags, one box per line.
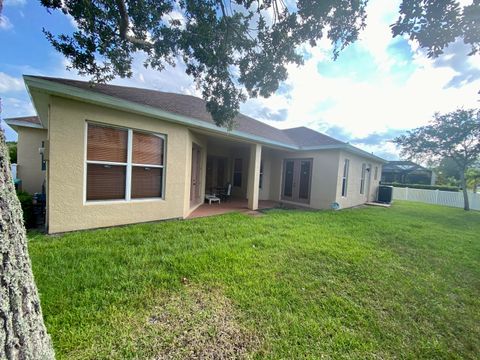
<box><xmin>33</xmin><ymin>76</ymin><xmax>299</xmax><ymax>146</ymax></box>
<box><xmin>283</xmin><ymin>127</ymin><xmax>345</xmax><ymax>147</ymax></box>
<box><xmin>28</xmin><ymin>76</ymin><xmax>347</xmax><ymax>148</ymax></box>
<box><xmin>5</xmin><ymin>116</ymin><xmax>41</xmax><ymax>125</ymax></box>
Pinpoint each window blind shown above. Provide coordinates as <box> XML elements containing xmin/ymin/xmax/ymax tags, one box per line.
<box><xmin>131</xmin><ymin>167</ymin><xmax>163</xmax><ymax>198</ymax></box>
<box><xmin>87</xmin><ymin>124</ymin><xmax>128</xmax><ymax>163</ymax></box>
<box><xmin>132</xmin><ymin>131</ymin><xmax>164</xmax><ymax>165</ymax></box>
<box><xmin>86</xmin><ymin>164</ymin><xmax>126</xmax><ymax>200</ymax></box>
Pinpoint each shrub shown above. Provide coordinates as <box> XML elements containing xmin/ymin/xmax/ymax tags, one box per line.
<box><xmin>16</xmin><ymin>191</ymin><xmax>34</xmax><ymax>228</ymax></box>
<box><xmin>7</xmin><ymin>141</ymin><xmax>17</xmax><ymax>163</ymax></box>
<box><xmin>381</xmin><ymin>182</ymin><xmax>459</xmax><ymax>192</ymax></box>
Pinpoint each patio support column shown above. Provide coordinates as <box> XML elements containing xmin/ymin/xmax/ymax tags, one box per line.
<box><xmin>247</xmin><ymin>143</ymin><xmax>262</xmax><ymax>210</ymax></box>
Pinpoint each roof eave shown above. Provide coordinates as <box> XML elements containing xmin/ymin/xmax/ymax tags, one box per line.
<box><xmin>300</xmin><ymin>144</ymin><xmax>387</xmax><ymax>163</ymax></box>
<box><xmin>4</xmin><ymin>119</ymin><xmax>44</xmax><ymax>130</ymax></box>
<box><xmin>22</xmin><ymin>76</ymin><xmax>389</xmax><ymax>163</ymax></box>
<box><xmin>23</xmin><ymin>75</ymin><xmax>298</xmax><ymax>150</ymax></box>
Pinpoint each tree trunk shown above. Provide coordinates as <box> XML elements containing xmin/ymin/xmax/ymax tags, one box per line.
<box><xmin>460</xmin><ymin>170</ymin><xmax>470</xmax><ymax>211</ymax></box>
<box><xmin>0</xmin><ymin>131</ymin><xmax>55</xmax><ymax>359</ymax></box>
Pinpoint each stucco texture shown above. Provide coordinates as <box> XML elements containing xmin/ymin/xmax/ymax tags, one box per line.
<box><xmin>269</xmin><ymin>149</ymin><xmax>341</xmax><ymax>209</ymax></box>
<box><xmin>39</xmin><ymin>94</ymin><xmax>383</xmax><ymax>233</ymax></box>
<box><xmin>335</xmin><ymin>150</ymin><xmax>383</xmax><ymax>209</ymax></box>
<box><xmin>16</xmin><ymin>127</ymin><xmax>47</xmax><ymax>194</ymax></box>
<box><xmin>47</xmin><ymin>96</ymin><xmax>193</xmax><ymax>233</ymax></box>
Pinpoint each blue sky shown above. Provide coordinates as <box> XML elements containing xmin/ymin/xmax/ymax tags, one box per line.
<box><xmin>1</xmin><ymin>0</ymin><xmax>479</xmax><ymax>159</ymax></box>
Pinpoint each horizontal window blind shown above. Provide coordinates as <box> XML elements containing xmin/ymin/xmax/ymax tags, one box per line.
<box><xmin>86</xmin><ymin>122</ymin><xmax>165</xmax><ymax>202</ymax></box>
<box><xmin>86</xmin><ymin>164</ymin><xmax>126</xmax><ymax>200</ymax></box>
<box><xmin>131</xmin><ymin>167</ymin><xmax>163</xmax><ymax>198</ymax></box>
<box><xmin>87</xmin><ymin>124</ymin><xmax>128</xmax><ymax>163</ymax></box>
<box><xmin>132</xmin><ymin>131</ymin><xmax>163</xmax><ymax>165</ymax></box>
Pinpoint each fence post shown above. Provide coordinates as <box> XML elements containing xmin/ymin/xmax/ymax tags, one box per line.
<box><xmin>435</xmin><ymin>189</ymin><xmax>439</xmax><ymax>205</ymax></box>
<box><xmin>405</xmin><ymin>187</ymin><xmax>409</xmax><ymax>200</ymax></box>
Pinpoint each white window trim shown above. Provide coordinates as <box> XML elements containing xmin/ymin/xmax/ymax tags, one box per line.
<box><xmin>360</xmin><ymin>163</ymin><xmax>366</xmax><ymax>194</ymax></box>
<box><xmin>341</xmin><ymin>159</ymin><xmax>349</xmax><ymax>197</ymax></box>
<box><xmin>83</xmin><ymin>121</ymin><xmax>166</xmax><ymax>204</ymax></box>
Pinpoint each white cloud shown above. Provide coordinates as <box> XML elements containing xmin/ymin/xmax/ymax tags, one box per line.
<box><xmin>240</xmin><ymin>0</ymin><xmax>480</xmax><ymax>159</ymax></box>
<box><xmin>111</xmin><ymin>54</ymin><xmax>199</xmax><ymax>96</ymax></box>
<box><xmin>1</xmin><ymin>96</ymin><xmax>35</xmax><ymax>120</ymax></box>
<box><xmin>0</xmin><ymin>73</ymin><xmax>24</xmax><ymax>93</ymax></box>
<box><xmin>0</xmin><ymin>14</ymin><xmax>13</xmax><ymax>30</ymax></box>
<box><xmin>4</xmin><ymin>0</ymin><xmax>479</xmax><ymax>157</ymax></box>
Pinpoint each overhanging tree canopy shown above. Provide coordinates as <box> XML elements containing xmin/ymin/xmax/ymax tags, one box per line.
<box><xmin>39</xmin><ymin>0</ymin><xmax>480</xmax><ymax>127</ymax></box>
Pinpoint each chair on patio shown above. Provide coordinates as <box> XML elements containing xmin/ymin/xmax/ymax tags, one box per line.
<box><xmin>217</xmin><ymin>183</ymin><xmax>232</xmax><ymax>202</ymax></box>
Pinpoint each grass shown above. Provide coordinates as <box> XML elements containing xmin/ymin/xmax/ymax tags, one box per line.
<box><xmin>29</xmin><ymin>201</ymin><xmax>480</xmax><ymax>359</ymax></box>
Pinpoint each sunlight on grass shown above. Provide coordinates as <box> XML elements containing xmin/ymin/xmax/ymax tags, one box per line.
<box><xmin>29</xmin><ymin>201</ymin><xmax>480</xmax><ymax>359</ymax></box>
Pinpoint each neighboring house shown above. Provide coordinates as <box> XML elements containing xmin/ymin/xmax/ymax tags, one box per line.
<box><xmin>6</xmin><ymin>75</ymin><xmax>386</xmax><ymax>234</ymax></box>
<box><xmin>381</xmin><ymin>160</ymin><xmax>435</xmax><ymax>185</ymax></box>
<box><xmin>4</xmin><ymin>116</ymin><xmax>47</xmax><ymax>194</ymax></box>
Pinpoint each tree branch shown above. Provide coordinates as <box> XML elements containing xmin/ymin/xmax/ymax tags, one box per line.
<box><xmin>115</xmin><ymin>0</ymin><xmax>152</xmax><ymax>47</ymax></box>
<box><xmin>115</xmin><ymin>0</ymin><xmax>129</xmax><ymax>39</ymax></box>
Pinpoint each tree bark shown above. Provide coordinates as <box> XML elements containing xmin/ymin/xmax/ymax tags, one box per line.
<box><xmin>0</xmin><ymin>131</ymin><xmax>55</xmax><ymax>359</ymax></box>
<box><xmin>460</xmin><ymin>170</ymin><xmax>470</xmax><ymax>211</ymax></box>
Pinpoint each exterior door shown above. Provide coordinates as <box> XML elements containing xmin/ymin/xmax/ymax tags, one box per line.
<box><xmin>297</xmin><ymin>159</ymin><xmax>312</xmax><ymax>203</ymax></box>
<box><xmin>282</xmin><ymin>159</ymin><xmax>295</xmax><ymax>201</ymax></box>
<box><xmin>190</xmin><ymin>144</ymin><xmax>202</xmax><ymax>206</ymax></box>
<box><xmin>282</xmin><ymin>158</ymin><xmax>313</xmax><ymax>204</ymax></box>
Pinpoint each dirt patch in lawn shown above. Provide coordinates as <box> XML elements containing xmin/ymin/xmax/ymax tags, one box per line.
<box><xmin>137</xmin><ymin>286</ymin><xmax>260</xmax><ymax>359</ymax></box>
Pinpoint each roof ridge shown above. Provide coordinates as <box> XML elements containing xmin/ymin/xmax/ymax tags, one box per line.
<box><xmin>27</xmin><ymin>75</ymin><xmax>298</xmax><ymax>145</ymax></box>
<box><xmin>24</xmin><ymin>76</ymin><xmax>369</xmax><ymax>151</ymax></box>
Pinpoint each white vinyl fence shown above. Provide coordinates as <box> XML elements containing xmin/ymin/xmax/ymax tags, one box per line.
<box><xmin>11</xmin><ymin>163</ymin><xmax>17</xmax><ymax>180</ymax></box>
<box><xmin>392</xmin><ymin>187</ymin><xmax>480</xmax><ymax>211</ymax></box>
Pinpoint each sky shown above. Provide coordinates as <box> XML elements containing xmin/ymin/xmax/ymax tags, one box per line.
<box><xmin>1</xmin><ymin>0</ymin><xmax>479</xmax><ymax>160</ymax></box>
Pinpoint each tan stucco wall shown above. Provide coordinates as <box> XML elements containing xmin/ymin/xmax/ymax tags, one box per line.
<box><xmin>47</xmin><ymin>96</ymin><xmax>192</xmax><ymax>233</ymax></box>
<box><xmin>42</xmin><ymin>93</ymin><xmax>384</xmax><ymax>232</ymax></box>
<box><xmin>335</xmin><ymin>150</ymin><xmax>383</xmax><ymax>209</ymax></box>
<box><xmin>271</xmin><ymin>150</ymin><xmax>341</xmax><ymax>209</ymax></box>
<box><xmin>184</xmin><ymin>131</ymin><xmax>207</xmax><ymax>215</ymax></box>
<box><xmin>16</xmin><ymin>127</ymin><xmax>47</xmax><ymax>194</ymax></box>
<box><xmin>267</xmin><ymin>149</ymin><xmax>383</xmax><ymax>210</ymax></box>
<box><xmin>259</xmin><ymin>148</ymin><xmax>275</xmax><ymax>201</ymax></box>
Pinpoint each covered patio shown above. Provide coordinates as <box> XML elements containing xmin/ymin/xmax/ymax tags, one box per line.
<box><xmin>188</xmin><ymin>199</ymin><xmax>280</xmax><ymax>218</ymax></box>
<box><xmin>189</xmin><ymin>130</ymin><xmax>285</xmax><ymax>216</ymax></box>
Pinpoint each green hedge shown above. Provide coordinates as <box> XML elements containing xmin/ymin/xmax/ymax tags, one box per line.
<box><xmin>16</xmin><ymin>191</ymin><xmax>34</xmax><ymax>228</ymax></box>
<box><xmin>381</xmin><ymin>182</ymin><xmax>459</xmax><ymax>192</ymax></box>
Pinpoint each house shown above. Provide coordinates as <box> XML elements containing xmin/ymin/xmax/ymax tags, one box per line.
<box><xmin>6</xmin><ymin>76</ymin><xmax>386</xmax><ymax>234</ymax></box>
<box><xmin>4</xmin><ymin>116</ymin><xmax>47</xmax><ymax>194</ymax></box>
<box><xmin>381</xmin><ymin>160</ymin><xmax>435</xmax><ymax>185</ymax></box>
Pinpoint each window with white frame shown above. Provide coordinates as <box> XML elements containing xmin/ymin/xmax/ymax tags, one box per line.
<box><xmin>341</xmin><ymin>159</ymin><xmax>349</xmax><ymax>197</ymax></box>
<box><xmin>360</xmin><ymin>163</ymin><xmax>366</xmax><ymax>194</ymax></box>
<box><xmin>86</xmin><ymin>123</ymin><xmax>165</xmax><ymax>201</ymax></box>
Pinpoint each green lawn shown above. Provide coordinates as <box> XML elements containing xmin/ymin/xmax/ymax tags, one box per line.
<box><xmin>29</xmin><ymin>201</ymin><xmax>480</xmax><ymax>359</ymax></box>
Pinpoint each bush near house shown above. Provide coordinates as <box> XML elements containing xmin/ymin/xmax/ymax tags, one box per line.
<box><xmin>16</xmin><ymin>191</ymin><xmax>34</xmax><ymax>228</ymax></box>
<box><xmin>7</xmin><ymin>141</ymin><xmax>17</xmax><ymax>163</ymax></box>
<box><xmin>29</xmin><ymin>201</ymin><xmax>480</xmax><ymax>359</ymax></box>
<box><xmin>381</xmin><ymin>182</ymin><xmax>459</xmax><ymax>192</ymax></box>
